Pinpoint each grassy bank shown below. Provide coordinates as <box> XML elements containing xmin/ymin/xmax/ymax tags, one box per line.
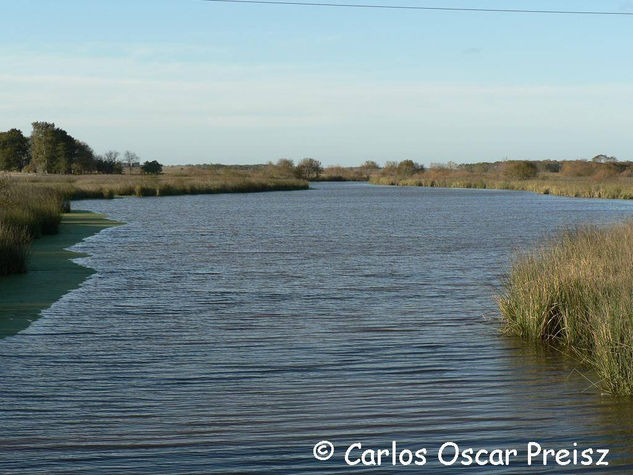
<box><xmin>370</xmin><ymin>159</ymin><xmax>633</xmax><ymax>200</ymax></box>
<box><xmin>370</xmin><ymin>174</ymin><xmax>633</xmax><ymax>200</ymax></box>
<box><xmin>0</xmin><ymin>211</ymin><xmax>118</xmax><ymax>338</ymax></box>
<box><xmin>499</xmin><ymin>221</ymin><xmax>633</xmax><ymax>396</ymax></box>
<box><xmin>1</xmin><ymin>169</ymin><xmax>308</xmax><ymax>277</ymax></box>
<box><xmin>0</xmin><ymin>179</ymin><xmax>66</xmax><ymax>276</ymax></box>
<box><xmin>8</xmin><ymin>168</ymin><xmax>309</xmax><ymax>200</ymax></box>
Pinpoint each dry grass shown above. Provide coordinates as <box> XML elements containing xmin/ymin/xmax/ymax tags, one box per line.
<box><xmin>499</xmin><ymin>222</ymin><xmax>633</xmax><ymax>396</ymax></box>
<box><xmin>5</xmin><ymin>168</ymin><xmax>308</xmax><ymax>200</ymax></box>
<box><xmin>370</xmin><ymin>171</ymin><xmax>633</xmax><ymax>200</ymax></box>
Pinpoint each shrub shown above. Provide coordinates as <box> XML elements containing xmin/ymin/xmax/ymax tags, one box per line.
<box><xmin>501</xmin><ymin>161</ymin><xmax>538</xmax><ymax>180</ymax></box>
<box><xmin>560</xmin><ymin>160</ymin><xmax>595</xmax><ymax>177</ymax></box>
<box><xmin>141</xmin><ymin>160</ymin><xmax>163</xmax><ymax>175</ymax></box>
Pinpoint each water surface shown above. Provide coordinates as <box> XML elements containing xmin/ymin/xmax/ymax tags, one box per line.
<box><xmin>2</xmin><ymin>183</ymin><xmax>633</xmax><ymax>473</ymax></box>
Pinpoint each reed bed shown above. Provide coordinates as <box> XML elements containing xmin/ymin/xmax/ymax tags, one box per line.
<box><xmin>0</xmin><ymin>223</ymin><xmax>30</xmax><ymax>275</ymax></box>
<box><xmin>8</xmin><ymin>172</ymin><xmax>309</xmax><ymax>200</ymax></box>
<box><xmin>0</xmin><ymin>179</ymin><xmax>65</xmax><ymax>276</ymax></box>
<box><xmin>499</xmin><ymin>222</ymin><xmax>633</xmax><ymax>396</ymax></box>
<box><xmin>370</xmin><ymin>174</ymin><xmax>633</xmax><ymax>200</ymax></box>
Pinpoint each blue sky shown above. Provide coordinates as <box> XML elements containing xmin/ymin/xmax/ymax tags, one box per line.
<box><xmin>1</xmin><ymin>0</ymin><xmax>632</xmax><ymax>166</ymax></box>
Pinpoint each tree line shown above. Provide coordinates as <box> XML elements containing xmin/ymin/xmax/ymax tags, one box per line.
<box><xmin>0</xmin><ymin>122</ymin><xmax>162</xmax><ymax>174</ymax></box>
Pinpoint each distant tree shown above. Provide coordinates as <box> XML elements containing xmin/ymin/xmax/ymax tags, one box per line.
<box><xmin>361</xmin><ymin>160</ymin><xmax>380</xmax><ymax>171</ymax></box>
<box><xmin>29</xmin><ymin>122</ymin><xmax>94</xmax><ymax>174</ymax></box>
<box><xmin>275</xmin><ymin>158</ymin><xmax>295</xmax><ymax>177</ymax></box>
<box><xmin>95</xmin><ymin>150</ymin><xmax>123</xmax><ymax>174</ymax></box>
<box><xmin>103</xmin><ymin>150</ymin><xmax>119</xmax><ymax>163</ymax></box>
<box><xmin>397</xmin><ymin>159</ymin><xmax>423</xmax><ymax>177</ymax></box>
<box><xmin>51</xmin><ymin>128</ymin><xmax>78</xmax><ymax>174</ymax></box>
<box><xmin>592</xmin><ymin>154</ymin><xmax>618</xmax><ymax>163</ymax></box>
<box><xmin>382</xmin><ymin>161</ymin><xmax>398</xmax><ymax>176</ymax></box>
<box><xmin>73</xmin><ymin>141</ymin><xmax>96</xmax><ymax>174</ymax></box>
<box><xmin>276</xmin><ymin>158</ymin><xmax>294</xmax><ymax>169</ymax></box>
<box><xmin>502</xmin><ymin>160</ymin><xmax>538</xmax><ymax>180</ymax></box>
<box><xmin>540</xmin><ymin>160</ymin><xmax>561</xmax><ymax>173</ymax></box>
<box><xmin>295</xmin><ymin>158</ymin><xmax>322</xmax><ymax>180</ymax></box>
<box><xmin>461</xmin><ymin>162</ymin><xmax>494</xmax><ymax>174</ymax></box>
<box><xmin>30</xmin><ymin>122</ymin><xmax>57</xmax><ymax>173</ymax></box>
<box><xmin>124</xmin><ymin>150</ymin><xmax>140</xmax><ymax>174</ymax></box>
<box><xmin>0</xmin><ymin>129</ymin><xmax>30</xmax><ymax>171</ymax></box>
<box><xmin>141</xmin><ymin>160</ymin><xmax>163</xmax><ymax>175</ymax></box>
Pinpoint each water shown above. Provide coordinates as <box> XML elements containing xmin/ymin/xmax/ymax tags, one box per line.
<box><xmin>2</xmin><ymin>182</ymin><xmax>633</xmax><ymax>473</ymax></box>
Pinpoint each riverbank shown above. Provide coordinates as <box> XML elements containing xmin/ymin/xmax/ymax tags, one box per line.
<box><xmin>1</xmin><ymin>173</ymin><xmax>309</xmax><ymax>277</ymax></box>
<box><xmin>8</xmin><ymin>171</ymin><xmax>309</xmax><ymax>200</ymax></box>
<box><xmin>499</xmin><ymin>221</ymin><xmax>633</xmax><ymax>396</ymax></box>
<box><xmin>0</xmin><ymin>211</ymin><xmax>119</xmax><ymax>338</ymax></box>
<box><xmin>370</xmin><ymin>175</ymin><xmax>633</xmax><ymax>200</ymax></box>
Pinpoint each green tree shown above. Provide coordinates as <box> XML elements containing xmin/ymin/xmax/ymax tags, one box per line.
<box><xmin>295</xmin><ymin>158</ymin><xmax>322</xmax><ymax>180</ymax></box>
<box><xmin>52</xmin><ymin>128</ymin><xmax>77</xmax><ymax>174</ymax></box>
<box><xmin>95</xmin><ymin>151</ymin><xmax>123</xmax><ymax>174</ymax></box>
<box><xmin>73</xmin><ymin>141</ymin><xmax>96</xmax><ymax>174</ymax></box>
<box><xmin>30</xmin><ymin>122</ymin><xmax>57</xmax><ymax>173</ymax></box>
<box><xmin>141</xmin><ymin>160</ymin><xmax>163</xmax><ymax>175</ymax></box>
<box><xmin>0</xmin><ymin>129</ymin><xmax>30</xmax><ymax>171</ymax></box>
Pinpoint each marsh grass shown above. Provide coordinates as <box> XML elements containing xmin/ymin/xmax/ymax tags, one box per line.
<box><xmin>499</xmin><ymin>222</ymin><xmax>633</xmax><ymax>396</ymax></box>
<box><xmin>0</xmin><ymin>181</ymin><xmax>64</xmax><ymax>238</ymax></box>
<box><xmin>8</xmin><ymin>170</ymin><xmax>309</xmax><ymax>200</ymax></box>
<box><xmin>0</xmin><ymin>179</ymin><xmax>65</xmax><ymax>276</ymax></box>
<box><xmin>0</xmin><ymin>223</ymin><xmax>29</xmax><ymax>275</ymax></box>
<box><xmin>370</xmin><ymin>173</ymin><xmax>633</xmax><ymax>200</ymax></box>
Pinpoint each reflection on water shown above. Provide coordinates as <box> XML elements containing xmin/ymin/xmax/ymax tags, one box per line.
<box><xmin>1</xmin><ymin>182</ymin><xmax>633</xmax><ymax>473</ymax></box>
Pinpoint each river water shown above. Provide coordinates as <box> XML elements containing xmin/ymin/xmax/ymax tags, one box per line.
<box><xmin>2</xmin><ymin>182</ymin><xmax>633</xmax><ymax>473</ymax></box>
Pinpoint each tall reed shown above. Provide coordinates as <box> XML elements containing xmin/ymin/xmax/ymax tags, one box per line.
<box><xmin>370</xmin><ymin>174</ymin><xmax>633</xmax><ymax>201</ymax></box>
<box><xmin>8</xmin><ymin>173</ymin><xmax>309</xmax><ymax>200</ymax></box>
<box><xmin>499</xmin><ymin>222</ymin><xmax>633</xmax><ymax>396</ymax></box>
<box><xmin>0</xmin><ymin>179</ymin><xmax>65</xmax><ymax>276</ymax></box>
<box><xmin>0</xmin><ymin>223</ymin><xmax>30</xmax><ymax>275</ymax></box>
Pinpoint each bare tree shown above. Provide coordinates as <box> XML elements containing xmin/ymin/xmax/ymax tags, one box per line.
<box><xmin>124</xmin><ymin>150</ymin><xmax>139</xmax><ymax>174</ymax></box>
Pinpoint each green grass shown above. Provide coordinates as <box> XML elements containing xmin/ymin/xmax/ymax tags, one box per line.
<box><xmin>0</xmin><ymin>179</ymin><xmax>65</xmax><ymax>276</ymax></box>
<box><xmin>499</xmin><ymin>221</ymin><xmax>633</xmax><ymax>396</ymax></box>
<box><xmin>0</xmin><ymin>223</ymin><xmax>29</xmax><ymax>275</ymax></box>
